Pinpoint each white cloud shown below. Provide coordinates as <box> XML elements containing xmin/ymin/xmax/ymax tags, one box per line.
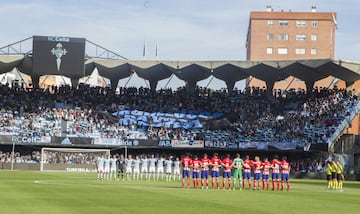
<box><xmin>1</xmin><ymin>0</ymin><xmax>358</xmax><ymax>91</ymax></box>
<box><xmin>0</xmin><ymin>0</ymin><xmax>358</xmax><ymax>62</ymax></box>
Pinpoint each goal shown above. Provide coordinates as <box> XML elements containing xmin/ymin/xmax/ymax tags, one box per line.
<box><xmin>40</xmin><ymin>147</ymin><xmax>110</xmax><ymax>172</ymax></box>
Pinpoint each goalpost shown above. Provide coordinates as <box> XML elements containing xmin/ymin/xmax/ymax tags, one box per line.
<box><xmin>40</xmin><ymin>147</ymin><xmax>111</xmax><ymax>172</ymax></box>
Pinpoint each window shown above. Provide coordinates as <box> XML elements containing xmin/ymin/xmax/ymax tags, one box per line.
<box><xmin>296</xmin><ymin>20</ymin><xmax>307</xmax><ymax>27</ymax></box>
<box><xmin>279</xmin><ymin>20</ymin><xmax>289</xmax><ymax>26</ymax></box>
<box><xmin>278</xmin><ymin>48</ymin><xmax>288</xmax><ymax>55</ymax></box>
<box><xmin>266</xmin><ymin>47</ymin><xmax>273</xmax><ymax>54</ymax></box>
<box><xmin>278</xmin><ymin>34</ymin><xmax>289</xmax><ymax>40</ymax></box>
<box><xmin>296</xmin><ymin>34</ymin><xmax>306</xmax><ymax>41</ymax></box>
<box><xmin>295</xmin><ymin>48</ymin><xmax>306</xmax><ymax>55</ymax></box>
<box><xmin>311</xmin><ymin>48</ymin><xmax>317</xmax><ymax>55</ymax></box>
<box><xmin>267</xmin><ymin>34</ymin><xmax>273</xmax><ymax>40</ymax></box>
<box><xmin>311</xmin><ymin>34</ymin><xmax>317</xmax><ymax>41</ymax></box>
<box><xmin>267</xmin><ymin>20</ymin><xmax>274</xmax><ymax>27</ymax></box>
<box><xmin>312</xmin><ymin>20</ymin><xmax>318</xmax><ymax>27</ymax></box>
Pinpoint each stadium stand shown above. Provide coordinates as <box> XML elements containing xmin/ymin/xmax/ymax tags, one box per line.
<box><xmin>0</xmin><ymin>83</ymin><xmax>359</xmax><ymax>148</ymax></box>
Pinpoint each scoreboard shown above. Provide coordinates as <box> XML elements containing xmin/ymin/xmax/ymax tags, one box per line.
<box><xmin>32</xmin><ymin>35</ymin><xmax>85</xmax><ymax>78</ymax></box>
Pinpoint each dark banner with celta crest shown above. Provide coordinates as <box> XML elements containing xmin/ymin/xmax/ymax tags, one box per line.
<box><xmin>32</xmin><ymin>35</ymin><xmax>85</xmax><ymax>78</ymax></box>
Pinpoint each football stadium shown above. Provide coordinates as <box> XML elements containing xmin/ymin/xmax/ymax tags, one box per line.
<box><xmin>1</xmin><ymin>2</ymin><xmax>360</xmax><ymax>214</ymax></box>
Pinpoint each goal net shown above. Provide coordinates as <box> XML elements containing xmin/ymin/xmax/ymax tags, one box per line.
<box><xmin>40</xmin><ymin>147</ymin><xmax>110</xmax><ymax>172</ymax></box>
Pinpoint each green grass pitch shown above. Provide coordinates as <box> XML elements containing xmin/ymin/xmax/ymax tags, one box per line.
<box><xmin>0</xmin><ymin>171</ymin><xmax>359</xmax><ymax>214</ymax></box>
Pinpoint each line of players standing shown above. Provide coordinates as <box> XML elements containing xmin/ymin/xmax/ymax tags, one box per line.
<box><xmin>326</xmin><ymin>160</ymin><xmax>344</xmax><ymax>191</ymax></box>
<box><xmin>96</xmin><ymin>154</ymin><xmax>182</xmax><ymax>181</ymax></box>
<box><xmin>96</xmin><ymin>154</ymin><xmax>118</xmax><ymax>181</ymax></box>
<box><xmin>96</xmin><ymin>152</ymin><xmax>291</xmax><ymax>191</ymax></box>
<box><xmin>180</xmin><ymin>153</ymin><xmax>291</xmax><ymax>191</ymax></box>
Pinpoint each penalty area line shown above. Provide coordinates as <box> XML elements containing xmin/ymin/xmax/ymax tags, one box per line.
<box><xmin>32</xmin><ymin>180</ymin><xmax>105</xmax><ymax>187</ymax></box>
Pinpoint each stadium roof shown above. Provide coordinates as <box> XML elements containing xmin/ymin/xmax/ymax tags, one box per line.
<box><xmin>1</xmin><ymin>55</ymin><xmax>360</xmax><ymax>91</ymax></box>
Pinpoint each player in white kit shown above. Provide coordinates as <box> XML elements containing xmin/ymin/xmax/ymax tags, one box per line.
<box><xmin>96</xmin><ymin>154</ymin><xmax>105</xmax><ymax>180</ymax></box>
<box><xmin>148</xmin><ymin>154</ymin><xmax>157</xmax><ymax>181</ymax></box>
<box><xmin>133</xmin><ymin>155</ymin><xmax>141</xmax><ymax>180</ymax></box>
<box><xmin>125</xmin><ymin>155</ymin><xmax>133</xmax><ymax>180</ymax></box>
<box><xmin>165</xmin><ymin>156</ymin><xmax>173</xmax><ymax>181</ymax></box>
<box><xmin>103</xmin><ymin>154</ymin><xmax>111</xmax><ymax>180</ymax></box>
<box><xmin>141</xmin><ymin>155</ymin><xmax>149</xmax><ymax>180</ymax></box>
<box><xmin>157</xmin><ymin>156</ymin><xmax>165</xmax><ymax>180</ymax></box>
<box><xmin>173</xmin><ymin>157</ymin><xmax>181</xmax><ymax>181</ymax></box>
<box><xmin>110</xmin><ymin>155</ymin><xmax>118</xmax><ymax>181</ymax></box>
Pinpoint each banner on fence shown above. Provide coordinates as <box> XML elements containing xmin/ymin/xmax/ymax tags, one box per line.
<box><xmin>204</xmin><ymin>141</ymin><xmax>238</xmax><ymax>149</ymax></box>
<box><xmin>158</xmin><ymin>140</ymin><xmax>172</xmax><ymax>147</ymax></box>
<box><xmin>0</xmin><ymin>135</ymin><xmax>308</xmax><ymax>151</ymax></box>
<box><xmin>0</xmin><ymin>135</ymin><xmax>51</xmax><ymax>144</ymax></box>
<box><xmin>51</xmin><ymin>137</ymin><xmax>92</xmax><ymax>145</ymax></box>
<box><xmin>92</xmin><ymin>138</ymin><xmax>159</xmax><ymax>147</ymax></box>
<box><xmin>171</xmin><ymin>140</ymin><xmax>204</xmax><ymax>148</ymax></box>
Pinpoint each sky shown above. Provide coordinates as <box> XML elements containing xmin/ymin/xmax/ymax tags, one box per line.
<box><xmin>0</xmin><ymin>0</ymin><xmax>359</xmax><ymax>89</ymax></box>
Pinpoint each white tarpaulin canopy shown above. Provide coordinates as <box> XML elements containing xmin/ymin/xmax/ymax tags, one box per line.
<box><xmin>1</xmin><ymin>55</ymin><xmax>360</xmax><ymax>91</ymax></box>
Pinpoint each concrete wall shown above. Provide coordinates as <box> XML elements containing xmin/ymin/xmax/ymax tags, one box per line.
<box><xmin>0</xmin><ymin>163</ymin><xmax>96</xmax><ymax>172</ymax></box>
<box><xmin>1</xmin><ymin>163</ymin><xmax>40</xmax><ymax>170</ymax></box>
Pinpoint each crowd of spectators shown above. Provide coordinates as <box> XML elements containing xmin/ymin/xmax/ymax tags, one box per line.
<box><xmin>41</xmin><ymin>151</ymin><xmax>100</xmax><ymax>164</ymax></box>
<box><xmin>289</xmin><ymin>152</ymin><xmax>329</xmax><ymax>173</ymax></box>
<box><xmin>0</xmin><ymin>83</ymin><xmax>359</xmax><ymax>146</ymax></box>
<box><xmin>0</xmin><ymin>151</ymin><xmax>40</xmax><ymax>163</ymax></box>
<box><xmin>0</xmin><ymin>85</ymin><xmax>358</xmax><ymax>146</ymax></box>
<box><xmin>2</xmin><ymin>82</ymin><xmax>357</xmax><ymax>174</ymax></box>
<box><xmin>0</xmin><ymin>150</ymin><xmax>100</xmax><ymax>164</ymax></box>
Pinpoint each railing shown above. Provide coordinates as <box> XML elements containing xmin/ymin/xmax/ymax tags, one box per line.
<box><xmin>326</xmin><ymin>100</ymin><xmax>360</xmax><ymax>147</ymax></box>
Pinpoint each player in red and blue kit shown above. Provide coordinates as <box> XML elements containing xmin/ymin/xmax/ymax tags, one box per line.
<box><xmin>242</xmin><ymin>155</ymin><xmax>253</xmax><ymax>190</ymax></box>
<box><xmin>261</xmin><ymin>157</ymin><xmax>271</xmax><ymax>190</ymax></box>
<box><xmin>280</xmin><ymin>156</ymin><xmax>291</xmax><ymax>191</ymax></box>
<box><xmin>191</xmin><ymin>155</ymin><xmax>201</xmax><ymax>189</ymax></box>
<box><xmin>211</xmin><ymin>153</ymin><xmax>221</xmax><ymax>189</ymax></box>
<box><xmin>221</xmin><ymin>154</ymin><xmax>233</xmax><ymax>190</ymax></box>
<box><xmin>181</xmin><ymin>153</ymin><xmax>192</xmax><ymax>189</ymax></box>
<box><xmin>200</xmin><ymin>153</ymin><xmax>210</xmax><ymax>189</ymax></box>
<box><xmin>252</xmin><ymin>156</ymin><xmax>262</xmax><ymax>190</ymax></box>
<box><xmin>271</xmin><ymin>155</ymin><xmax>281</xmax><ymax>191</ymax></box>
